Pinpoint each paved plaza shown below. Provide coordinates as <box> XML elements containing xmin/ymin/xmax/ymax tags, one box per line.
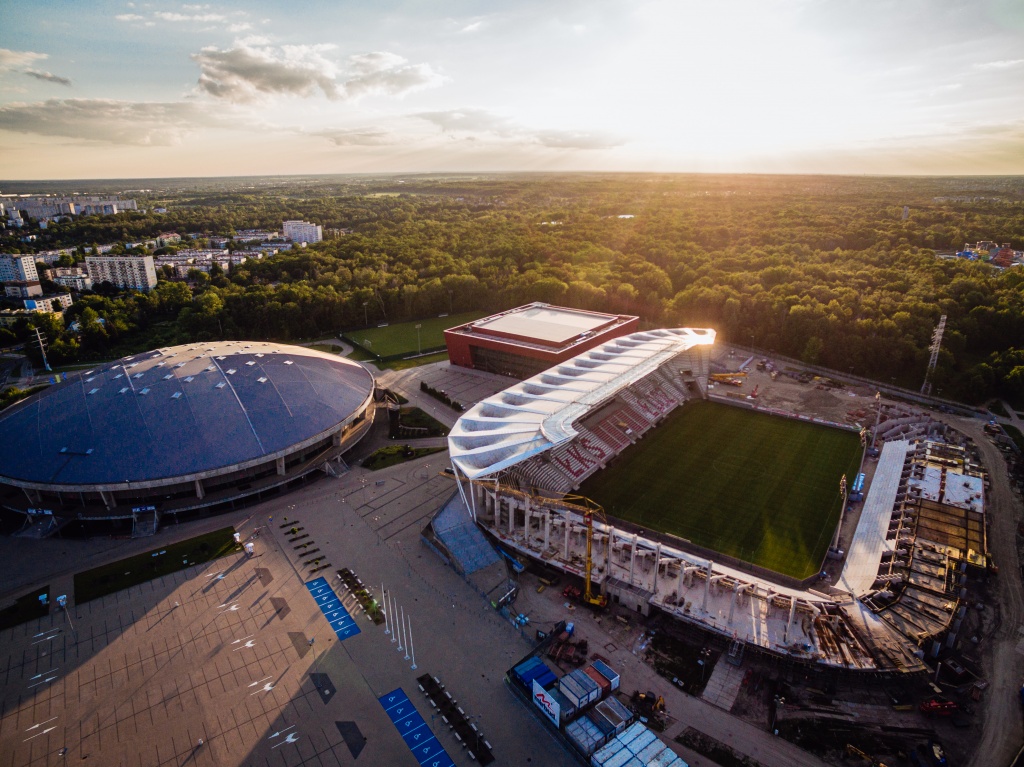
<box><xmin>0</xmin><ymin>455</ymin><xmax>579</xmax><ymax>767</ymax></box>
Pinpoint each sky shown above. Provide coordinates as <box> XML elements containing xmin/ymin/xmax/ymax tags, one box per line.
<box><xmin>2</xmin><ymin>0</ymin><xmax>1024</xmax><ymax>179</ymax></box>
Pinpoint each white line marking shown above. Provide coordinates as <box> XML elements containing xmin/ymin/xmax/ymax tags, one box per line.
<box><xmin>33</xmin><ymin>629</ymin><xmax>60</xmax><ymax>638</ymax></box>
<box><xmin>230</xmin><ymin>634</ymin><xmax>254</xmax><ymax>644</ymax></box>
<box><xmin>232</xmin><ymin>640</ymin><xmax>256</xmax><ymax>652</ymax></box>
<box><xmin>27</xmin><ymin>676</ymin><xmax>59</xmax><ymax>689</ymax></box>
<box><xmin>271</xmin><ymin>732</ymin><xmax>300</xmax><ymax>748</ymax></box>
<box><xmin>25</xmin><ymin>717</ymin><xmax>58</xmax><ymax>731</ymax></box>
<box><xmin>23</xmin><ymin>726</ymin><xmax>57</xmax><ymax>742</ymax></box>
<box><xmin>268</xmin><ymin>724</ymin><xmax>296</xmax><ymax>739</ymax></box>
<box><xmin>250</xmin><ymin>682</ymin><xmax>274</xmax><ymax>695</ymax></box>
<box><xmin>247</xmin><ymin>676</ymin><xmax>272</xmax><ymax>688</ymax></box>
<box><xmin>30</xmin><ymin>669</ymin><xmax>58</xmax><ymax>680</ymax></box>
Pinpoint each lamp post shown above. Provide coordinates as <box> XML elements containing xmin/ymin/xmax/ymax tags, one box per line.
<box><xmin>771</xmin><ymin>695</ymin><xmax>785</xmax><ymax>733</ymax></box>
<box><xmin>363</xmin><ymin>301</ymin><xmax>368</xmax><ymax>327</ymax></box>
<box><xmin>415</xmin><ymin>324</ymin><xmax>422</xmax><ymax>355</ymax></box>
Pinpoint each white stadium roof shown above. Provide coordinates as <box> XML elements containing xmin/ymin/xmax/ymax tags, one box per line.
<box><xmin>448</xmin><ymin>327</ymin><xmax>715</xmax><ymax>479</ymax></box>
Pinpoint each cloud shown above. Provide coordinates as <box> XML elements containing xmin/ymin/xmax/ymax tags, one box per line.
<box><xmin>192</xmin><ymin>42</ymin><xmax>341</xmax><ymax>102</ymax></box>
<box><xmin>228</xmin><ymin>22</ymin><xmax>252</xmax><ymax>32</ymax></box>
<box><xmin>155</xmin><ymin>11</ymin><xmax>227</xmax><ymax>22</ymax></box>
<box><xmin>312</xmin><ymin>127</ymin><xmax>395</xmax><ymax>146</ymax></box>
<box><xmin>342</xmin><ymin>52</ymin><xmax>445</xmax><ymax>100</ymax></box>
<box><xmin>534</xmin><ymin>130</ymin><xmax>624</xmax><ymax>150</ymax></box>
<box><xmin>975</xmin><ymin>58</ymin><xmax>1024</xmax><ymax>70</ymax></box>
<box><xmin>115</xmin><ymin>13</ymin><xmax>145</xmax><ymax>22</ymax></box>
<box><xmin>0</xmin><ymin>99</ymin><xmax>223</xmax><ymax>145</ymax></box>
<box><xmin>0</xmin><ymin>48</ymin><xmax>48</xmax><ymax>71</ymax></box>
<box><xmin>23</xmin><ymin>70</ymin><xmax>72</xmax><ymax>86</ymax></box>
<box><xmin>192</xmin><ymin>43</ymin><xmax>443</xmax><ymax>103</ymax></box>
<box><xmin>460</xmin><ymin>21</ymin><xmax>484</xmax><ymax>33</ymax></box>
<box><xmin>417</xmin><ymin>108</ymin><xmax>625</xmax><ymax>150</ymax></box>
<box><xmin>418</xmin><ymin>108</ymin><xmax>517</xmax><ymax>136</ymax></box>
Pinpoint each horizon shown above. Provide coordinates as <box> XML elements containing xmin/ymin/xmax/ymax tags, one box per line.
<box><xmin>4</xmin><ymin>1</ymin><xmax>1024</xmax><ymax>180</ymax></box>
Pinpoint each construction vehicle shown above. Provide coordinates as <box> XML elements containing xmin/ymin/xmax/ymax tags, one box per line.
<box><xmin>710</xmin><ymin>372</ymin><xmax>747</xmax><ymax>382</ymax></box>
<box><xmin>748</xmin><ymin>385</ymin><xmax>759</xmax><ymax>398</ymax></box>
<box><xmin>581</xmin><ymin>509</ymin><xmax>608</xmax><ymax>608</ymax></box>
<box><xmin>919</xmin><ymin>698</ymin><xmax>958</xmax><ymax>716</ymax></box>
<box><xmin>630</xmin><ymin>690</ymin><xmax>665</xmax><ymax>722</ymax></box>
<box><xmin>845</xmin><ymin>744</ymin><xmax>890</xmax><ymax>767</ymax></box>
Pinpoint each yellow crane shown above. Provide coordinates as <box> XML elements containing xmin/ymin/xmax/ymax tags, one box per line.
<box><xmin>583</xmin><ymin>510</ymin><xmax>608</xmax><ymax>608</ymax></box>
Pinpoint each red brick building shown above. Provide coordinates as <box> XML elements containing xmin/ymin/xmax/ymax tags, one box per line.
<box><xmin>444</xmin><ymin>303</ymin><xmax>639</xmax><ymax>378</ymax></box>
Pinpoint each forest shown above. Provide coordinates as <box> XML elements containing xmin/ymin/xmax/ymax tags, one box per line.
<box><xmin>2</xmin><ymin>172</ymin><xmax>1023</xmax><ymax>405</ymax></box>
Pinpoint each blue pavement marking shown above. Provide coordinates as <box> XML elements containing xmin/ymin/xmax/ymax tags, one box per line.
<box><xmin>378</xmin><ymin>688</ymin><xmax>456</xmax><ymax>767</ymax></box>
<box><xmin>305</xmin><ymin>577</ymin><xmax>361</xmax><ymax>641</ymax></box>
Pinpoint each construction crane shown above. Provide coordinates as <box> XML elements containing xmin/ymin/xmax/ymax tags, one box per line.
<box><xmin>583</xmin><ymin>509</ymin><xmax>608</xmax><ymax>608</ymax></box>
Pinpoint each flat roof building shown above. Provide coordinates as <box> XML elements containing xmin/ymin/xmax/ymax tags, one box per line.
<box><xmin>444</xmin><ymin>303</ymin><xmax>638</xmax><ymax>379</ymax></box>
<box><xmin>86</xmin><ymin>254</ymin><xmax>158</xmax><ymax>292</ymax></box>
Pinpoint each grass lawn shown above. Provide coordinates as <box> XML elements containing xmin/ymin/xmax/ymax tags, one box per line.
<box><xmin>386</xmin><ymin>351</ymin><xmax>450</xmax><ymax>370</ymax></box>
<box><xmin>342</xmin><ymin>311</ymin><xmax>484</xmax><ymax>358</ymax></box>
<box><xmin>307</xmin><ymin>343</ymin><xmax>343</xmax><ymax>354</ymax></box>
<box><xmin>74</xmin><ymin>527</ymin><xmax>239</xmax><ymax>604</ymax></box>
<box><xmin>0</xmin><ymin>585</ymin><xmax>50</xmax><ymax>631</ymax></box>
<box><xmin>578</xmin><ymin>400</ymin><xmax>862</xmax><ymax>579</ymax></box>
<box><xmin>398</xmin><ymin>407</ymin><xmax>449</xmax><ymax>436</ymax></box>
<box><xmin>363</xmin><ymin>444</ymin><xmax>447</xmax><ymax>471</ymax></box>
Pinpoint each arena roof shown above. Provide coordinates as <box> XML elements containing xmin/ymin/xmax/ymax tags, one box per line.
<box><xmin>0</xmin><ymin>342</ymin><xmax>374</xmax><ymax>488</ymax></box>
<box><xmin>448</xmin><ymin>327</ymin><xmax>714</xmax><ymax>479</ymax></box>
<box><xmin>472</xmin><ymin>304</ymin><xmax>617</xmax><ymax>345</ymax></box>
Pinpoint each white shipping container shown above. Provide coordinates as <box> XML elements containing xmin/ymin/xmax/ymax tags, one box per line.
<box><xmin>594</xmin><ymin>744</ymin><xmax>633</xmax><ymax>767</ymax></box>
<box><xmin>627</xmin><ymin>730</ymin><xmax>657</xmax><ymax>755</ymax></box>
<box><xmin>617</xmin><ymin>722</ymin><xmax>647</xmax><ymax>749</ymax></box>
<box><xmin>591</xmin><ymin>738</ymin><xmax>626</xmax><ymax>767</ymax></box>
<box><xmin>649</xmin><ymin>749</ymin><xmax>680</xmax><ymax>767</ymax></box>
<box><xmin>637</xmin><ymin>739</ymin><xmax>667</xmax><ymax>763</ymax></box>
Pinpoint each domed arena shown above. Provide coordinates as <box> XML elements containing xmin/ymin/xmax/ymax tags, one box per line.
<box><xmin>0</xmin><ymin>341</ymin><xmax>375</xmax><ymax>534</ymax></box>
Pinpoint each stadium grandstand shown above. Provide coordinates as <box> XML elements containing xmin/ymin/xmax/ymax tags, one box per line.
<box><xmin>445</xmin><ymin>327</ymin><xmax>938</xmax><ymax>672</ymax></box>
<box><xmin>0</xmin><ymin>341</ymin><xmax>375</xmax><ymax>537</ymax></box>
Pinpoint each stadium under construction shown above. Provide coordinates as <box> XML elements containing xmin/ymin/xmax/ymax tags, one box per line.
<box><xmin>444</xmin><ymin>326</ymin><xmax>989</xmax><ymax>674</ymax></box>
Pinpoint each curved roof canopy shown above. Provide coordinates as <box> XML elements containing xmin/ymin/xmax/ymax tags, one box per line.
<box><xmin>448</xmin><ymin>328</ymin><xmax>714</xmax><ymax>479</ymax></box>
<box><xmin>0</xmin><ymin>341</ymin><xmax>374</xmax><ymax>487</ymax></box>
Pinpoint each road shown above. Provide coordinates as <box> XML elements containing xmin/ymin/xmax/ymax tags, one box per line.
<box><xmin>955</xmin><ymin>417</ymin><xmax>1024</xmax><ymax>767</ymax></box>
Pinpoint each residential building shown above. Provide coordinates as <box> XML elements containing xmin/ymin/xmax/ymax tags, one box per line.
<box><xmin>0</xmin><ymin>254</ymin><xmax>40</xmax><ymax>283</ymax></box>
<box><xmin>282</xmin><ymin>220</ymin><xmax>322</xmax><ymax>244</ymax></box>
<box><xmin>25</xmin><ymin>294</ymin><xmax>73</xmax><ymax>313</ymax></box>
<box><xmin>156</xmin><ymin>232</ymin><xmax>181</xmax><ymax>247</ymax></box>
<box><xmin>85</xmin><ymin>255</ymin><xmax>158</xmax><ymax>291</ymax></box>
<box><xmin>0</xmin><ymin>195</ymin><xmax>136</xmax><ymax>219</ymax></box>
<box><xmin>5</xmin><ymin>282</ymin><xmax>43</xmax><ymax>298</ymax></box>
<box><xmin>45</xmin><ymin>267</ymin><xmax>93</xmax><ymax>292</ymax></box>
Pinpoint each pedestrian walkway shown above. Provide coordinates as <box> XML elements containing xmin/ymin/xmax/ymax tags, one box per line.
<box><xmin>700</xmin><ymin>661</ymin><xmax>745</xmax><ymax>712</ymax></box>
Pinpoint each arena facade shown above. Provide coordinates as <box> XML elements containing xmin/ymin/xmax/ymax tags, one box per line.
<box><xmin>0</xmin><ymin>341</ymin><xmax>375</xmax><ymax>533</ymax></box>
<box><xmin>447</xmin><ymin>328</ymin><xmax>941</xmax><ymax>673</ymax></box>
<box><xmin>444</xmin><ymin>302</ymin><xmax>638</xmax><ymax>379</ymax></box>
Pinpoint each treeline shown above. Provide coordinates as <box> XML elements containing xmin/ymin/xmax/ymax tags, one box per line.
<box><xmin>3</xmin><ymin>173</ymin><xmax>1024</xmax><ymax>404</ymax></box>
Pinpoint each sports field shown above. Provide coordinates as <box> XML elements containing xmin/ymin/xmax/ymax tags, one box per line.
<box><xmin>578</xmin><ymin>400</ymin><xmax>862</xmax><ymax>579</ymax></box>
<box><xmin>342</xmin><ymin>311</ymin><xmax>485</xmax><ymax>358</ymax></box>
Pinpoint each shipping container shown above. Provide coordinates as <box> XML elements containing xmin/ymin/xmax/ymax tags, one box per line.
<box><xmin>617</xmin><ymin>722</ymin><xmax>646</xmax><ymax>749</ymax></box>
<box><xmin>591</xmin><ymin>738</ymin><xmax>629</xmax><ymax>767</ymax></box>
<box><xmin>584</xmin><ymin>666</ymin><xmax>612</xmax><ymax>698</ymax></box>
<box><xmin>601</xmin><ymin>696</ymin><xmax>635</xmax><ymax>729</ymax></box>
<box><xmin>548</xmin><ymin>687</ymin><xmax>577</xmax><ymax>724</ymax></box>
<box><xmin>559</xmin><ymin>674</ymin><xmax>588</xmax><ymax>709</ymax></box>
<box><xmin>649</xmin><ymin>749</ymin><xmax>680</xmax><ymax>767</ymax></box>
<box><xmin>567</xmin><ymin>668</ymin><xmax>601</xmax><ymax>705</ymax></box>
<box><xmin>595</xmin><ymin>699</ymin><xmax>628</xmax><ymax>735</ymax></box>
<box><xmin>591</xmin><ymin>659</ymin><xmax>621</xmax><ymax>691</ymax></box>
<box><xmin>566</xmin><ymin>716</ymin><xmax>606</xmax><ymax>757</ymax></box>
<box><xmin>637</xmin><ymin>739</ymin><xmax>667</xmax><ymax>763</ymax></box>
<box><xmin>627</xmin><ymin>729</ymin><xmax>657</xmax><ymax>755</ymax></box>
<box><xmin>586</xmin><ymin>709</ymin><xmax>616</xmax><ymax>738</ymax></box>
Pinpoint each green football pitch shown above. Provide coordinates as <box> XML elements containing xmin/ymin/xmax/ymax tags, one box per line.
<box><xmin>578</xmin><ymin>400</ymin><xmax>862</xmax><ymax>579</ymax></box>
<box><xmin>342</xmin><ymin>311</ymin><xmax>485</xmax><ymax>358</ymax></box>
